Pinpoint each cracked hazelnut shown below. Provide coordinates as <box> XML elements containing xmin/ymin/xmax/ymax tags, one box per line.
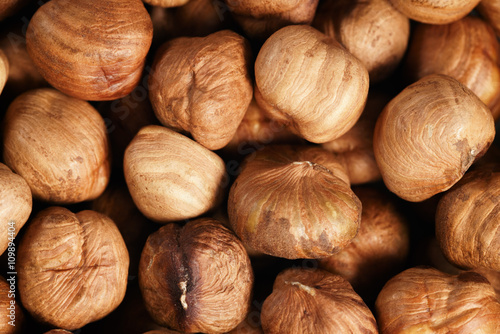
<box><xmin>149</xmin><ymin>30</ymin><xmax>252</xmax><ymax>150</ymax></box>
<box><xmin>373</xmin><ymin>74</ymin><xmax>495</xmax><ymax>202</ymax></box>
<box><xmin>18</xmin><ymin>207</ymin><xmax>129</xmax><ymax>330</ymax></box>
<box><xmin>478</xmin><ymin>0</ymin><xmax>500</xmax><ymax>38</ymax></box>
<box><xmin>2</xmin><ymin>88</ymin><xmax>111</xmax><ymax>203</ymax></box>
<box><xmin>228</xmin><ymin>145</ymin><xmax>360</xmax><ymax>259</ymax></box>
<box><xmin>388</xmin><ymin>0</ymin><xmax>480</xmax><ymax>24</ymax></box>
<box><xmin>26</xmin><ymin>0</ymin><xmax>153</xmax><ymax>101</ymax></box>
<box><xmin>0</xmin><ymin>276</ymin><xmax>24</xmax><ymax>334</ymax></box>
<box><xmin>261</xmin><ymin>268</ymin><xmax>378</xmax><ymax>333</ymax></box>
<box><xmin>376</xmin><ymin>267</ymin><xmax>500</xmax><ymax>333</ymax></box>
<box><xmin>139</xmin><ymin>218</ymin><xmax>253</xmax><ymax>333</ymax></box>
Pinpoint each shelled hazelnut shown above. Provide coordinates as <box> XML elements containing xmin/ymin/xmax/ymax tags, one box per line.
<box><xmin>0</xmin><ymin>277</ymin><xmax>24</xmax><ymax>334</ymax></box>
<box><xmin>174</xmin><ymin>0</ymin><xmax>231</xmax><ymax>37</ymax></box>
<box><xmin>478</xmin><ymin>0</ymin><xmax>500</xmax><ymax>38</ymax></box>
<box><xmin>143</xmin><ymin>0</ymin><xmax>189</xmax><ymax>7</ymax></box>
<box><xmin>388</xmin><ymin>0</ymin><xmax>481</xmax><ymax>24</ymax></box>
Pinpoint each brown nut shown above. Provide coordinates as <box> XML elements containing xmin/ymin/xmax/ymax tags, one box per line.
<box><xmin>388</xmin><ymin>0</ymin><xmax>480</xmax><ymax>24</ymax></box>
<box><xmin>0</xmin><ymin>49</ymin><xmax>7</xmax><ymax>96</ymax></box>
<box><xmin>436</xmin><ymin>165</ymin><xmax>500</xmax><ymax>271</ymax></box>
<box><xmin>143</xmin><ymin>0</ymin><xmax>189</xmax><ymax>7</ymax></box>
<box><xmin>18</xmin><ymin>207</ymin><xmax>129</xmax><ymax>330</ymax></box>
<box><xmin>375</xmin><ymin>267</ymin><xmax>500</xmax><ymax>333</ymax></box>
<box><xmin>149</xmin><ymin>30</ymin><xmax>252</xmax><ymax>150</ymax></box>
<box><xmin>478</xmin><ymin>0</ymin><xmax>500</xmax><ymax>38</ymax></box>
<box><xmin>124</xmin><ymin>125</ymin><xmax>226</xmax><ymax>223</ymax></box>
<box><xmin>261</xmin><ymin>268</ymin><xmax>378</xmax><ymax>334</ymax></box>
<box><xmin>373</xmin><ymin>74</ymin><xmax>495</xmax><ymax>202</ymax></box>
<box><xmin>3</xmin><ymin>88</ymin><xmax>111</xmax><ymax>203</ymax></box>
<box><xmin>139</xmin><ymin>218</ymin><xmax>254</xmax><ymax>333</ymax></box>
<box><xmin>228</xmin><ymin>145</ymin><xmax>360</xmax><ymax>259</ymax></box>
<box><xmin>174</xmin><ymin>0</ymin><xmax>230</xmax><ymax>37</ymax></box>
<box><xmin>0</xmin><ymin>277</ymin><xmax>24</xmax><ymax>333</ymax></box>
<box><xmin>473</xmin><ymin>268</ymin><xmax>500</xmax><ymax>302</ymax></box>
<box><xmin>405</xmin><ymin>16</ymin><xmax>500</xmax><ymax>120</ymax></box>
<box><xmin>26</xmin><ymin>0</ymin><xmax>153</xmax><ymax>101</ymax></box>
<box><xmin>314</xmin><ymin>0</ymin><xmax>410</xmax><ymax>83</ymax></box>
<box><xmin>0</xmin><ymin>0</ymin><xmax>28</xmax><ymax>21</ymax></box>
<box><xmin>43</xmin><ymin>331</ymin><xmax>72</xmax><ymax>334</ymax></box>
<box><xmin>255</xmin><ymin>25</ymin><xmax>369</xmax><ymax>144</ymax></box>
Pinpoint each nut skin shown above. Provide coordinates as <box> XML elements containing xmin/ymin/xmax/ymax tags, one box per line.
<box><xmin>373</xmin><ymin>74</ymin><xmax>495</xmax><ymax>202</ymax></box>
<box><xmin>0</xmin><ymin>49</ymin><xmax>8</xmax><ymax>96</ymax></box>
<box><xmin>228</xmin><ymin>145</ymin><xmax>360</xmax><ymax>260</ymax></box>
<box><xmin>388</xmin><ymin>0</ymin><xmax>481</xmax><ymax>24</ymax></box>
<box><xmin>149</xmin><ymin>30</ymin><xmax>253</xmax><ymax>150</ymax></box>
<box><xmin>261</xmin><ymin>268</ymin><xmax>378</xmax><ymax>334</ymax></box>
<box><xmin>473</xmin><ymin>268</ymin><xmax>500</xmax><ymax>302</ymax></box>
<box><xmin>18</xmin><ymin>207</ymin><xmax>129</xmax><ymax>330</ymax></box>
<box><xmin>0</xmin><ymin>277</ymin><xmax>24</xmax><ymax>334</ymax></box>
<box><xmin>314</xmin><ymin>0</ymin><xmax>410</xmax><ymax>83</ymax></box>
<box><xmin>143</xmin><ymin>0</ymin><xmax>189</xmax><ymax>7</ymax></box>
<box><xmin>436</xmin><ymin>165</ymin><xmax>500</xmax><ymax>271</ymax></box>
<box><xmin>405</xmin><ymin>16</ymin><xmax>500</xmax><ymax>120</ymax></box>
<box><xmin>375</xmin><ymin>267</ymin><xmax>500</xmax><ymax>333</ymax></box>
<box><xmin>124</xmin><ymin>125</ymin><xmax>226</xmax><ymax>223</ymax></box>
<box><xmin>478</xmin><ymin>0</ymin><xmax>500</xmax><ymax>38</ymax></box>
<box><xmin>139</xmin><ymin>218</ymin><xmax>254</xmax><ymax>333</ymax></box>
<box><xmin>2</xmin><ymin>88</ymin><xmax>111</xmax><ymax>204</ymax></box>
<box><xmin>255</xmin><ymin>25</ymin><xmax>369</xmax><ymax>144</ymax></box>
<box><xmin>26</xmin><ymin>0</ymin><xmax>153</xmax><ymax>101</ymax></box>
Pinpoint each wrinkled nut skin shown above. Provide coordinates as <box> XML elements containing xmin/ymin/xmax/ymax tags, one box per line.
<box><xmin>261</xmin><ymin>268</ymin><xmax>378</xmax><ymax>334</ymax></box>
<box><xmin>143</xmin><ymin>0</ymin><xmax>189</xmax><ymax>7</ymax></box>
<box><xmin>373</xmin><ymin>74</ymin><xmax>495</xmax><ymax>202</ymax></box>
<box><xmin>26</xmin><ymin>0</ymin><xmax>153</xmax><ymax>101</ymax></box>
<box><xmin>255</xmin><ymin>25</ymin><xmax>369</xmax><ymax>144</ymax></box>
<box><xmin>0</xmin><ymin>49</ymin><xmax>7</xmax><ymax>95</ymax></box>
<box><xmin>124</xmin><ymin>125</ymin><xmax>226</xmax><ymax>223</ymax></box>
<box><xmin>139</xmin><ymin>218</ymin><xmax>254</xmax><ymax>333</ymax></box>
<box><xmin>405</xmin><ymin>16</ymin><xmax>500</xmax><ymax>120</ymax></box>
<box><xmin>228</xmin><ymin>145</ymin><xmax>360</xmax><ymax>259</ymax></box>
<box><xmin>474</xmin><ymin>268</ymin><xmax>500</xmax><ymax>302</ymax></box>
<box><xmin>314</xmin><ymin>0</ymin><xmax>410</xmax><ymax>83</ymax></box>
<box><xmin>436</xmin><ymin>166</ymin><xmax>500</xmax><ymax>271</ymax></box>
<box><xmin>388</xmin><ymin>0</ymin><xmax>481</xmax><ymax>24</ymax></box>
<box><xmin>3</xmin><ymin>88</ymin><xmax>110</xmax><ymax>203</ymax></box>
<box><xmin>0</xmin><ymin>163</ymin><xmax>32</xmax><ymax>255</ymax></box>
<box><xmin>149</xmin><ymin>30</ymin><xmax>252</xmax><ymax>150</ymax></box>
<box><xmin>0</xmin><ymin>277</ymin><xmax>24</xmax><ymax>333</ymax></box>
<box><xmin>375</xmin><ymin>267</ymin><xmax>500</xmax><ymax>333</ymax></box>
<box><xmin>479</xmin><ymin>0</ymin><xmax>500</xmax><ymax>38</ymax></box>
<box><xmin>18</xmin><ymin>207</ymin><xmax>129</xmax><ymax>330</ymax></box>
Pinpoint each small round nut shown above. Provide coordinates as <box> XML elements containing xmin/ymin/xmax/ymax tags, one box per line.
<box><xmin>0</xmin><ymin>277</ymin><xmax>24</xmax><ymax>333</ymax></box>
<box><xmin>388</xmin><ymin>0</ymin><xmax>481</xmax><ymax>24</ymax></box>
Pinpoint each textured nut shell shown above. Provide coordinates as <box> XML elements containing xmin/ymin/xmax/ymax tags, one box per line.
<box><xmin>436</xmin><ymin>166</ymin><xmax>500</xmax><ymax>271</ymax></box>
<box><xmin>139</xmin><ymin>218</ymin><xmax>253</xmax><ymax>333</ymax></box>
<box><xmin>0</xmin><ymin>163</ymin><xmax>31</xmax><ymax>255</ymax></box>
<box><xmin>478</xmin><ymin>0</ymin><xmax>500</xmax><ymax>37</ymax></box>
<box><xmin>3</xmin><ymin>88</ymin><xmax>110</xmax><ymax>203</ymax></box>
<box><xmin>405</xmin><ymin>16</ymin><xmax>500</xmax><ymax>120</ymax></box>
<box><xmin>124</xmin><ymin>125</ymin><xmax>226</xmax><ymax>222</ymax></box>
<box><xmin>255</xmin><ymin>25</ymin><xmax>369</xmax><ymax>143</ymax></box>
<box><xmin>0</xmin><ymin>49</ymin><xmax>8</xmax><ymax>95</ymax></box>
<box><xmin>0</xmin><ymin>277</ymin><xmax>24</xmax><ymax>333</ymax></box>
<box><xmin>26</xmin><ymin>0</ymin><xmax>153</xmax><ymax>101</ymax></box>
<box><xmin>18</xmin><ymin>207</ymin><xmax>129</xmax><ymax>330</ymax></box>
<box><xmin>373</xmin><ymin>74</ymin><xmax>495</xmax><ymax>202</ymax></box>
<box><xmin>314</xmin><ymin>0</ymin><xmax>409</xmax><ymax>83</ymax></box>
<box><xmin>375</xmin><ymin>267</ymin><xmax>500</xmax><ymax>333</ymax></box>
<box><xmin>261</xmin><ymin>268</ymin><xmax>377</xmax><ymax>334</ymax></box>
<box><xmin>228</xmin><ymin>145</ymin><xmax>360</xmax><ymax>259</ymax></box>
<box><xmin>149</xmin><ymin>30</ymin><xmax>252</xmax><ymax>150</ymax></box>
<box><xmin>388</xmin><ymin>0</ymin><xmax>480</xmax><ymax>24</ymax></box>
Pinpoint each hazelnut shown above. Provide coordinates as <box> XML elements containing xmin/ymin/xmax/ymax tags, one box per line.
<box><xmin>2</xmin><ymin>88</ymin><xmax>111</xmax><ymax>204</ymax></box>
<box><xmin>0</xmin><ymin>276</ymin><xmax>24</xmax><ymax>333</ymax></box>
<box><xmin>174</xmin><ymin>0</ymin><xmax>231</xmax><ymax>37</ymax></box>
<box><xmin>255</xmin><ymin>25</ymin><xmax>369</xmax><ymax>144</ymax></box>
<box><xmin>436</xmin><ymin>165</ymin><xmax>500</xmax><ymax>271</ymax></box>
<box><xmin>149</xmin><ymin>30</ymin><xmax>253</xmax><ymax>150</ymax></box>
<box><xmin>139</xmin><ymin>218</ymin><xmax>254</xmax><ymax>333</ymax></box>
<box><xmin>0</xmin><ymin>0</ymin><xmax>28</xmax><ymax>21</ymax></box>
<box><xmin>314</xmin><ymin>0</ymin><xmax>410</xmax><ymax>82</ymax></box>
<box><xmin>375</xmin><ymin>267</ymin><xmax>500</xmax><ymax>333</ymax></box>
<box><xmin>261</xmin><ymin>268</ymin><xmax>378</xmax><ymax>333</ymax></box>
<box><xmin>473</xmin><ymin>268</ymin><xmax>500</xmax><ymax>302</ymax></box>
<box><xmin>18</xmin><ymin>207</ymin><xmax>129</xmax><ymax>330</ymax></box>
<box><xmin>388</xmin><ymin>0</ymin><xmax>481</xmax><ymax>24</ymax></box>
<box><xmin>0</xmin><ymin>49</ymin><xmax>8</xmax><ymax>95</ymax></box>
<box><xmin>124</xmin><ymin>125</ymin><xmax>227</xmax><ymax>223</ymax></box>
<box><xmin>143</xmin><ymin>0</ymin><xmax>189</xmax><ymax>7</ymax></box>
<box><xmin>0</xmin><ymin>163</ymin><xmax>31</xmax><ymax>255</ymax></box>
<box><xmin>26</xmin><ymin>0</ymin><xmax>153</xmax><ymax>101</ymax></box>
<box><xmin>373</xmin><ymin>74</ymin><xmax>495</xmax><ymax>202</ymax></box>
<box><xmin>478</xmin><ymin>0</ymin><xmax>500</xmax><ymax>38</ymax></box>
<box><xmin>228</xmin><ymin>145</ymin><xmax>360</xmax><ymax>259</ymax></box>
<box><xmin>405</xmin><ymin>16</ymin><xmax>500</xmax><ymax>120</ymax></box>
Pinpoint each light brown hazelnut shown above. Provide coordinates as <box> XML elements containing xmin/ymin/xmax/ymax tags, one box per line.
<box><xmin>261</xmin><ymin>268</ymin><xmax>378</xmax><ymax>333</ymax></box>
<box><xmin>0</xmin><ymin>277</ymin><xmax>24</xmax><ymax>333</ymax></box>
<box><xmin>26</xmin><ymin>0</ymin><xmax>153</xmax><ymax>101</ymax></box>
<box><xmin>228</xmin><ymin>145</ymin><xmax>360</xmax><ymax>259</ymax></box>
<box><xmin>255</xmin><ymin>25</ymin><xmax>369</xmax><ymax>144</ymax></box>
<box><xmin>139</xmin><ymin>218</ymin><xmax>254</xmax><ymax>333</ymax></box>
<box><xmin>149</xmin><ymin>30</ymin><xmax>253</xmax><ymax>150</ymax></box>
<box><xmin>375</xmin><ymin>267</ymin><xmax>500</xmax><ymax>333</ymax></box>
<box><xmin>478</xmin><ymin>0</ymin><xmax>500</xmax><ymax>38</ymax></box>
<box><xmin>0</xmin><ymin>49</ymin><xmax>8</xmax><ymax>96</ymax></box>
<box><xmin>124</xmin><ymin>125</ymin><xmax>226</xmax><ymax>223</ymax></box>
<box><xmin>143</xmin><ymin>0</ymin><xmax>189</xmax><ymax>7</ymax></box>
<box><xmin>18</xmin><ymin>207</ymin><xmax>129</xmax><ymax>330</ymax></box>
<box><xmin>314</xmin><ymin>0</ymin><xmax>410</xmax><ymax>83</ymax></box>
<box><xmin>405</xmin><ymin>16</ymin><xmax>500</xmax><ymax>120</ymax></box>
<box><xmin>373</xmin><ymin>74</ymin><xmax>495</xmax><ymax>202</ymax></box>
<box><xmin>388</xmin><ymin>0</ymin><xmax>481</xmax><ymax>24</ymax></box>
<box><xmin>3</xmin><ymin>88</ymin><xmax>111</xmax><ymax>203</ymax></box>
